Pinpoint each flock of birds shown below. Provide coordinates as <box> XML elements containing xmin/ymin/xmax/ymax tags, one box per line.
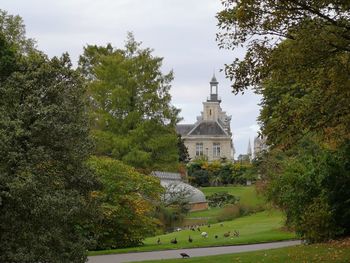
<box><xmin>157</xmin><ymin>224</ymin><xmax>239</xmax><ymax>245</ymax></box>
<box><xmin>156</xmin><ymin>223</ymin><xmax>240</xmax><ymax>258</ymax></box>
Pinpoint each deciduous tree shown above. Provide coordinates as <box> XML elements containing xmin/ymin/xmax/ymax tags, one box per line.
<box><xmin>217</xmin><ymin>0</ymin><xmax>350</xmax><ymax>148</ymax></box>
<box><xmin>88</xmin><ymin>156</ymin><xmax>163</xmax><ymax>249</ymax></box>
<box><xmin>79</xmin><ymin>33</ymin><xmax>180</xmax><ymax>171</ymax></box>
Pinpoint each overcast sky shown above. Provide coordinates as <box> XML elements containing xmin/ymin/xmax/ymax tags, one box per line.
<box><xmin>2</xmin><ymin>0</ymin><xmax>261</xmax><ymax>157</ymax></box>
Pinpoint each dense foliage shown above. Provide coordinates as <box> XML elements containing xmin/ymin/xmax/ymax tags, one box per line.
<box><xmin>217</xmin><ymin>0</ymin><xmax>350</xmax><ymax>149</ymax></box>
<box><xmin>79</xmin><ymin>33</ymin><xmax>180</xmax><ymax>172</ymax></box>
<box><xmin>207</xmin><ymin>192</ymin><xmax>239</xmax><ymax>208</ymax></box>
<box><xmin>177</xmin><ymin>134</ymin><xmax>190</xmax><ymax>163</ymax></box>
<box><xmin>262</xmin><ymin>138</ymin><xmax>350</xmax><ymax>242</ymax></box>
<box><xmin>0</xmin><ymin>10</ymin><xmax>98</xmax><ymax>262</ymax></box>
<box><xmin>78</xmin><ymin>34</ymin><xmax>182</xmax><ymax>246</ymax></box>
<box><xmin>217</xmin><ymin>1</ymin><xmax>350</xmax><ymax>242</ymax></box>
<box><xmin>87</xmin><ymin>156</ymin><xmax>163</xmax><ymax>249</ymax></box>
<box><xmin>188</xmin><ymin>159</ymin><xmax>254</xmax><ymax>187</ymax></box>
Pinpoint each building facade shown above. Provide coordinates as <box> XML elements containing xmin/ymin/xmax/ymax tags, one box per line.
<box><xmin>253</xmin><ymin>135</ymin><xmax>268</xmax><ymax>158</ymax></box>
<box><xmin>176</xmin><ymin>75</ymin><xmax>234</xmax><ymax>161</ymax></box>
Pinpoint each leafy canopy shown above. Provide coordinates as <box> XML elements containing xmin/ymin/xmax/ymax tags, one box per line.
<box><xmin>217</xmin><ymin>0</ymin><xmax>350</xmax><ymax>148</ymax></box>
<box><xmin>79</xmin><ymin>33</ymin><xmax>180</xmax><ymax>171</ymax></box>
<box><xmin>0</xmin><ymin>10</ymin><xmax>98</xmax><ymax>262</ymax></box>
<box><xmin>262</xmin><ymin>138</ymin><xmax>350</xmax><ymax>241</ymax></box>
<box><xmin>217</xmin><ymin>2</ymin><xmax>350</xmax><ymax>242</ymax></box>
<box><xmin>217</xmin><ymin>0</ymin><xmax>350</xmax><ymax>93</ymax></box>
<box><xmin>88</xmin><ymin>156</ymin><xmax>163</xmax><ymax>249</ymax></box>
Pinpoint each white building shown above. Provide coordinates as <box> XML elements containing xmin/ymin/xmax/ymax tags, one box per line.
<box><xmin>176</xmin><ymin>75</ymin><xmax>235</xmax><ymax>161</ymax></box>
<box><xmin>253</xmin><ymin>135</ymin><xmax>268</xmax><ymax>158</ymax></box>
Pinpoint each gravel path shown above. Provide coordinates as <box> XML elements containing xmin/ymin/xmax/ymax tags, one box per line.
<box><xmin>88</xmin><ymin>240</ymin><xmax>301</xmax><ymax>263</ymax></box>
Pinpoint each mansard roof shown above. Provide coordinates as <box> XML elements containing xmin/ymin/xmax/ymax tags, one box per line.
<box><xmin>176</xmin><ymin>124</ymin><xmax>195</xmax><ymax>136</ymax></box>
<box><xmin>188</xmin><ymin>121</ymin><xmax>227</xmax><ymax>136</ymax></box>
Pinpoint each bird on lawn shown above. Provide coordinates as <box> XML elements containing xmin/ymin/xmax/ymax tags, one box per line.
<box><xmin>171</xmin><ymin>238</ymin><xmax>178</xmax><ymax>244</ymax></box>
<box><xmin>215</xmin><ymin>235</ymin><xmax>218</xmax><ymax>239</ymax></box>
<box><xmin>157</xmin><ymin>238</ymin><xmax>161</xmax><ymax>244</ymax></box>
<box><xmin>188</xmin><ymin>236</ymin><xmax>193</xmax><ymax>243</ymax></box>
<box><xmin>201</xmin><ymin>232</ymin><xmax>208</xmax><ymax>238</ymax></box>
<box><xmin>180</xmin><ymin>253</ymin><xmax>190</xmax><ymax>258</ymax></box>
<box><xmin>224</xmin><ymin>231</ymin><xmax>231</xmax><ymax>237</ymax></box>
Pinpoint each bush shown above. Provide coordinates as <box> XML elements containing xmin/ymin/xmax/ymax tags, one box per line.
<box><xmin>263</xmin><ymin>138</ymin><xmax>350</xmax><ymax>242</ymax></box>
<box><xmin>189</xmin><ymin>169</ymin><xmax>210</xmax><ymax>187</ymax></box>
<box><xmin>217</xmin><ymin>204</ymin><xmax>241</xmax><ymax>222</ymax></box>
<box><xmin>187</xmin><ymin>160</ymin><xmax>256</xmax><ymax>187</ymax></box>
<box><xmin>238</xmin><ymin>204</ymin><xmax>264</xmax><ymax>216</ymax></box>
<box><xmin>299</xmin><ymin>198</ymin><xmax>340</xmax><ymax>243</ymax></box>
<box><xmin>88</xmin><ymin>156</ymin><xmax>163</xmax><ymax>249</ymax></box>
<box><xmin>207</xmin><ymin>192</ymin><xmax>239</xmax><ymax>208</ymax></box>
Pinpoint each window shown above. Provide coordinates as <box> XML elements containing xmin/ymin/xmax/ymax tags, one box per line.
<box><xmin>213</xmin><ymin>143</ymin><xmax>221</xmax><ymax>157</ymax></box>
<box><xmin>196</xmin><ymin>143</ymin><xmax>203</xmax><ymax>156</ymax></box>
<box><xmin>209</xmin><ymin>109</ymin><xmax>212</xmax><ymax>116</ymax></box>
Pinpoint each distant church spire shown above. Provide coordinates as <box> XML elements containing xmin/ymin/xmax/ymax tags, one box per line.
<box><xmin>208</xmin><ymin>73</ymin><xmax>221</xmax><ymax>102</ymax></box>
<box><xmin>247</xmin><ymin>139</ymin><xmax>252</xmax><ymax>157</ymax></box>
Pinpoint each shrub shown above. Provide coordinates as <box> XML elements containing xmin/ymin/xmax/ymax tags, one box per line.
<box><xmin>207</xmin><ymin>192</ymin><xmax>240</xmax><ymax>208</ymax></box>
<box><xmin>187</xmin><ymin>160</ymin><xmax>256</xmax><ymax>186</ymax></box>
<box><xmin>263</xmin><ymin>138</ymin><xmax>350</xmax><ymax>242</ymax></box>
<box><xmin>189</xmin><ymin>169</ymin><xmax>210</xmax><ymax>186</ymax></box>
<box><xmin>88</xmin><ymin>156</ymin><xmax>163</xmax><ymax>249</ymax></box>
<box><xmin>217</xmin><ymin>204</ymin><xmax>241</xmax><ymax>222</ymax></box>
<box><xmin>299</xmin><ymin>198</ymin><xmax>340</xmax><ymax>243</ymax></box>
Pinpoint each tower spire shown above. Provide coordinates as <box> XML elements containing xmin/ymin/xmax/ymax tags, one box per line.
<box><xmin>247</xmin><ymin>139</ymin><xmax>252</xmax><ymax>157</ymax></box>
<box><xmin>208</xmin><ymin>72</ymin><xmax>220</xmax><ymax>102</ymax></box>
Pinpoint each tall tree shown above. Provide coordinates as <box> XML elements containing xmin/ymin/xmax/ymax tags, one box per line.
<box><xmin>217</xmin><ymin>0</ymin><xmax>350</xmax><ymax>148</ymax></box>
<box><xmin>79</xmin><ymin>33</ymin><xmax>180</xmax><ymax>171</ymax></box>
<box><xmin>0</xmin><ymin>10</ymin><xmax>98</xmax><ymax>262</ymax></box>
<box><xmin>217</xmin><ymin>1</ymin><xmax>350</xmax><ymax>242</ymax></box>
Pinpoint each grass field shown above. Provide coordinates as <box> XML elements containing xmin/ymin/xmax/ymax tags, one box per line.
<box><xmin>89</xmin><ymin>210</ymin><xmax>295</xmax><ymax>256</ymax></box>
<box><xmin>135</xmin><ymin>239</ymin><xmax>350</xmax><ymax>262</ymax></box>
<box><xmin>200</xmin><ymin>186</ymin><xmax>265</xmax><ymax>207</ymax></box>
<box><xmin>185</xmin><ymin>186</ymin><xmax>265</xmax><ymax>224</ymax></box>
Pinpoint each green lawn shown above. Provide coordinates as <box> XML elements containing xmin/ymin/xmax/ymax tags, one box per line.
<box><xmin>185</xmin><ymin>186</ymin><xmax>265</xmax><ymax>223</ymax></box>
<box><xmin>136</xmin><ymin>241</ymin><xmax>350</xmax><ymax>262</ymax></box>
<box><xmin>186</xmin><ymin>207</ymin><xmax>222</xmax><ymax>218</ymax></box>
<box><xmin>200</xmin><ymin>186</ymin><xmax>265</xmax><ymax>207</ymax></box>
<box><xmin>89</xmin><ymin>210</ymin><xmax>295</xmax><ymax>256</ymax></box>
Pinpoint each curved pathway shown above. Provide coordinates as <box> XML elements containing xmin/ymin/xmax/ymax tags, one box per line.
<box><xmin>88</xmin><ymin>240</ymin><xmax>301</xmax><ymax>263</ymax></box>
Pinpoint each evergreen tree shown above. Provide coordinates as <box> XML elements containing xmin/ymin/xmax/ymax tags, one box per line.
<box><xmin>177</xmin><ymin>134</ymin><xmax>190</xmax><ymax>163</ymax></box>
<box><xmin>0</xmin><ymin>10</ymin><xmax>98</xmax><ymax>262</ymax></box>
